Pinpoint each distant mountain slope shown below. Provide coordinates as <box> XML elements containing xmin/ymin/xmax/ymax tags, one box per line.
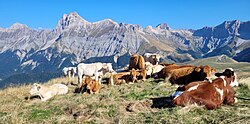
<box><xmin>183</xmin><ymin>55</ymin><xmax>238</xmax><ymax>65</ymax></box>
<box><xmin>0</xmin><ymin>12</ymin><xmax>250</xmax><ymax>84</ymax></box>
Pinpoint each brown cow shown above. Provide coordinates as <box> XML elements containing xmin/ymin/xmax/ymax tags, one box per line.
<box><xmin>172</xmin><ymin>68</ymin><xmax>238</xmax><ymax>110</ymax></box>
<box><xmin>130</xmin><ymin>68</ymin><xmax>147</xmax><ymax>83</ymax></box>
<box><xmin>84</xmin><ymin>76</ymin><xmax>101</xmax><ymax>94</ymax></box>
<box><xmin>109</xmin><ymin>72</ymin><xmax>130</xmax><ymax>85</ymax></box>
<box><xmin>129</xmin><ymin>54</ymin><xmax>145</xmax><ymax>70</ymax></box>
<box><xmin>155</xmin><ymin>64</ymin><xmax>216</xmax><ymax>85</ymax></box>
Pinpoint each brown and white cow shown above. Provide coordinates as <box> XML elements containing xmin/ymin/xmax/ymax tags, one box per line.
<box><xmin>143</xmin><ymin>53</ymin><xmax>162</xmax><ymax>65</ymax></box>
<box><xmin>129</xmin><ymin>54</ymin><xmax>145</xmax><ymax>70</ymax></box>
<box><xmin>172</xmin><ymin>68</ymin><xmax>238</xmax><ymax>110</ymax></box>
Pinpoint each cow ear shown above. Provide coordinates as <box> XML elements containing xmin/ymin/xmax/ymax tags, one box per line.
<box><xmin>195</xmin><ymin>67</ymin><xmax>201</xmax><ymax>72</ymax></box>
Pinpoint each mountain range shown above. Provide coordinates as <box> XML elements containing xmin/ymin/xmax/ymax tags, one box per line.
<box><xmin>0</xmin><ymin>12</ymin><xmax>249</xmax><ymax>86</ymax></box>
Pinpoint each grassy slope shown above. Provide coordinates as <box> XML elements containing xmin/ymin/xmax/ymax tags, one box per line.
<box><xmin>0</xmin><ymin>60</ymin><xmax>250</xmax><ymax>123</ymax></box>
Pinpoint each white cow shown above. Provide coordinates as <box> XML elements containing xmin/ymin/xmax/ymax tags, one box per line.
<box><xmin>62</xmin><ymin>67</ymin><xmax>77</xmax><ymax>78</ymax></box>
<box><xmin>143</xmin><ymin>53</ymin><xmax>162</xmax><ymax>65</ymax></box>
<box><xmin>77</xmin><ymin>63</ymin><xmax>115</xmax><ymax>84</ymax></box>
<box><xmin>29</xmin><ymin>83</ymin><xmax>68</xmax><ymax>101</ymax></box>
<box><xmin>145</xmin><ymin>62</ymin><xmax>164</xmax><ymax>77</ymax></box>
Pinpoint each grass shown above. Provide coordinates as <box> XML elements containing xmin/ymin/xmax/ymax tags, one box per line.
<box><xmin>0</xmin><ymin>62</ymin><xmax>250</xmax><ymax>123</ymax></box>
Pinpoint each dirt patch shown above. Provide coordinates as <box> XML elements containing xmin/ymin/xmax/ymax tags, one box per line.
<box><xmin>124</xmin><ymin>100</ymin><xmax>157</xmax><ymax>113</ymax></box>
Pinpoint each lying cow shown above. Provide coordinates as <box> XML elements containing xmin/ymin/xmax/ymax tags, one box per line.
<box><xmin>77</xmin><ymin>62</ymin><xmax>115</xmax><ymax>84</ymax></box>
<box><xmin>62</xmin><ymin>67</ymin><xmax>77</xmax><ymax>78</ymax></box>
<box><xmin>109</xmin><ymin>72</ymin><xmax>131</xmax><ymax>85</ymax></box>
<box><xmin>215</xmin><ymin>68</ymin><xmax>238</xmax><ymax>87</ymax></box>
<box><xmin>84</xmin><ymin>76</ymin><xmax>102</xmax><ymax>94</ymax></box>
<box><xmin>129</xmin><ymin>54</ymin><xmax>145</xmax><ymax>70</ymax></box>
<box><xmin>155</xmin><ymin>64</ymin><xmax>216</xmax><ymax>85</ymax></box>
<box><xmin>143</xmin><ymin>53</ymin><xmax>162</xmax><ymax>65</ymax></box>
<box><xmin>29</xmin><ymin>83</ymin><xmax>68</xmax><ymax>101</ymax></box>
<box><xmin>172</xmin><ymin>68</ymin><xmax>238</xmax><ymax>109</ymax></box>
<box><xmin>145</xmin><ymin>62</ymin><xmax>164</xmax><ymax>77</ymax></box>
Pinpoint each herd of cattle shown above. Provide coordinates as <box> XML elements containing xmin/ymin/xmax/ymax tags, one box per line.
<box><xmin>29</xmin><ymin>53</ymin><xmax>239</xmax><ymax>110</ymax></box>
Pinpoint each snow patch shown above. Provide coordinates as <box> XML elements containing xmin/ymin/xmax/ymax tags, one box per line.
<box><xmin>21</xmin><ymin>60</ymin><xmax>39</xmax><ymax>70</ymax></box>
<box><xmin>58</xmin><ymin>57</ymin><xmax>67</xmax><ymax>68</ymax></box>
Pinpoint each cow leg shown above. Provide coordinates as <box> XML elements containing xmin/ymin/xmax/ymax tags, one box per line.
<box><xmin>164</xmin><ymin>75</ymin><xmax>171</xmax><ymax>84</ymax></box>
<box><xmin>78</xmin><ymin>73</ymin><xmax>83</xmax><ymax>84</ymax></box>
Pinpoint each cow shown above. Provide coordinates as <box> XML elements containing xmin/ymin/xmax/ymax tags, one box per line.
<box><xmin>129</xmin><ymin>54</ymin><xmax>145</xmax><ymax>70</ymax></box>
<box><xmin>77</xmin><ymin>63</ymin><xmax>115</xmax><ymax>84</ymax></box>
<box><xmin>155</xmin><ymin>64</ymin><xmax>216</xmax><ymax>85</ymax></box>
<box><xmin>130</xmin><ymin>68</ymin><xmax>147</xmax><ymax>83</ymax></box>
<box><xmin>215</xmin><ymin>68</ymin><xmax>238</xmax><ymax>87</ymax></box>
<box><xmin>145</xmin><ymin>63</ymin><xmax>164</xmax><ymax>77</ymax></box>
<box><xmin>172</xmin><ymin>68</ymin><xmax>238</xmax><ymax>110</ymax></box>
<box><xmin>84</xmin><ymin>76</ymin><xmax>102</xmax><ymax>94</ymax></box>
<box><xmin>143</xmin><ymin>53</ymin><xmax>162</xmax><ymax>65</ymax></box>
<box><xmin>62</xmin><ymin>67</ymin><xmax>77</xmax><ymax>78</ymax></box>
<box><xmin>29</xmin><ymin>83</ymin><xmax>68</xmax><ymax>101</ymax></box>
<box><xmin>109</xmin><ymin>72</ymin><xmax>131</xmax><ymax>85</ymax></box>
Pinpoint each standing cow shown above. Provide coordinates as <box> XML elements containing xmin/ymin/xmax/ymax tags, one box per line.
<box><xmin>129</xmin><ymin>54</ymin><xmax>145</xmax><ymax>70</ymax></box>
<box><xmin>62</xmin><ymin>67</ymin><xmax>77</xmax><ymax>78</ymax></box>
<box><xmin>77</xmin><ymin>63</ymin><xmax>115</xmax><ymax>84</ymax></box>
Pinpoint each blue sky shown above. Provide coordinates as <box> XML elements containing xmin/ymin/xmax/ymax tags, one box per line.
<box><xmin>0</xmin><ymin>0</ymin><xmax>249</xmax><ymax>30</ymax></box>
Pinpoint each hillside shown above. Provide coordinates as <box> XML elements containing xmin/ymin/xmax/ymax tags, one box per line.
<box><xmin>0</xmin><ymin>61</ymin><xmax>250</xmax><ymax>123</ymax></box>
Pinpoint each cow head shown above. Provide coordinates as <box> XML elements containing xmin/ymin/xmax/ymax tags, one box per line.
<box><xmin>199</xmin><ymin>65</ymin><xmax>216</xmax><ymax>80</ymax></box>
<box><xmin>85</xmin><ymin>76</ymin><xmax>94</xmax><ymax>90</ymax></box>
<box><xmin>150</xmin><ymin>55</ymin><xmax>158</xmax><ymax>65</ymax></box>
<box><xmin>215</xmin><ymin>68</ymin><xmax>238</xmax><ymax>87</ymax></box>
<box><xmin>29</xmin><ymin>83</ymin><xmax>41</xmax><ymax>95</ymax></box>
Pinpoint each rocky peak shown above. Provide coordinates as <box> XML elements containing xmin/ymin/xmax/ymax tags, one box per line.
<box><xmin>221</xmin><ymin>20</ymin><xmax>240</xmax><ymax>29</ymax></box>
<box><xmin>56</xmin><ymin>12</ymin><xmax>90</xmax><ymax>31</ymax></box>
<box><xmin>156</xmin><ymin>23</ymin><xmax>171</xmax><ymax>30</ymax></box>
<box><xmin>119</xmin><ymin>23</ymin><xmax>143</xmax><ymax>31</ymax></box>
<box><xmin>9</xmin><ymin>23</ymin><xmax>29</xmax><ymax>30</ymax></box>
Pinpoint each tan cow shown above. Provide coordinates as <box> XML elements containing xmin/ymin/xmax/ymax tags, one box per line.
<box><xmin>109</xmin><ymin>72</ymin><xmax>130</xmax><ymax>85</ymax></box>
<box><xmin>29</xmin><ymin>83</ymin><xmax>68</xmax><ymax>101</ymax></box>
<box><xmin>84</xmin><ymin>76</ymin><xmax>102</xmax><ymax>94</ymax></box>
<box><xmin>130</xmin><ymin>68</ymin><xmax>147</xmax><ymax>83</ymax></box>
